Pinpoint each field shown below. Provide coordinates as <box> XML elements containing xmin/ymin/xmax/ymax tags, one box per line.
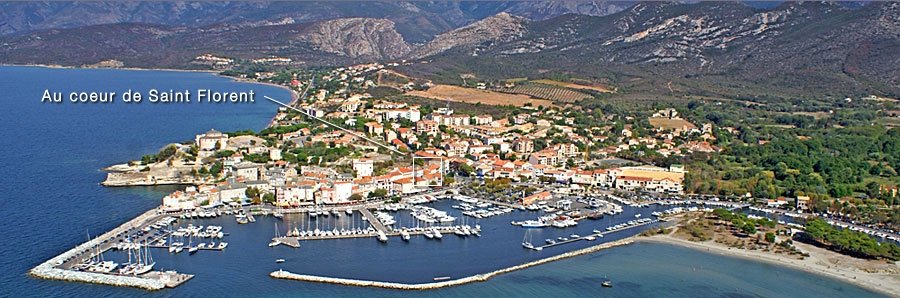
<box><xmin>531</xmin><ymin>79</ymin><xmax>616</xmax><ymax>93</ymax></box>
<box><xmin>376</xmin><ymin>69</ymin><xmax>413</xmax><ymax>88</ymax></box>
<box><xmin>405</xmin><ymin>84</ymin><xmax>554</xmax><ymax>108</ymax></box>
<box><xmin>499</xmin><ymin>84</ymin><xmax>592</xmax><ymax>103</ymax></box>
<box><xmin>648</xmin><ymin>117</ymin><xmax>697</xmax><ymax>130</ymax></box>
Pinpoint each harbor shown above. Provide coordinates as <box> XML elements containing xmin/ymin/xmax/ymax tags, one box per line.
<box><xmin>31</xmin><ymin>190</ymin><xmax>730</xmax><ymax>291</ymax></box>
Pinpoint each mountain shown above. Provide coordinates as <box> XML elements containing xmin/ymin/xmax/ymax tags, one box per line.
<box><xmin>0</xmin><ymin>1</ymin><xmax>630</xmax><ymax>42</ymax></box>
<box><xmin>1</xmin><ymin>1</ymin><xmax>897</xmax><ymax>99</ymax></box>
<box><xmin>413</xmin><ymin>12</ymin><xmax>528</xmax><ymax>59</ymax></box>
<box><xmin>301</xmin><ymin>18</ymin><xmax>411</xmax><ymax>60</ymax></box>
<box><xmin>401</xmin><ymin>1</ymin><xmax>900</xmax><ymax>99</ymax></box>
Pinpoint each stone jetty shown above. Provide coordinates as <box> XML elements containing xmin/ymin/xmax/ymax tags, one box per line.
<box><xmin>270</xmin><ymin>238</ymin><xmax>635</xmax><ymax>289</ymax></box>
<box><xmin>28</xmin><ymin>208</ymin><xmax>180</xmax><ymax>290</ymax></box>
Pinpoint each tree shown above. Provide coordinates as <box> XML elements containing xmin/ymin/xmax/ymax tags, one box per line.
<box><xmin>209</xmin><ymin>162</ymin><xmax>224</xmax><ymax>177</ymax></box>
<box><xmin>349</xmin><ymin>194</ymin><xmax>363</xmax><ymax>201</ymax></box>
<box><xmin>458</xmin><ymin>164</ymin><xmax>474</xmax><ymax>176</ymax></box>
<box><xmin>262</xmin><ymin>193</ymin><xmax>275</xmax><ymax>204</ymax></box>
<box><xmin>245</xmin><ymin>187</ymin><xmax>261</xmax><ymax>203</ymax></box>
<box><xmin>368</xmin><ymin>188</ymin><xmax>388</xmax><ymax>199</ymax></box>
<box><xmin>765</xmin><ymin>232</ymin><xmax>776</xmax><ymax>243</ymax></box>
<box><xmin>741</xmin><ymin>223</ymin><xmax>757</xmax><ymax>235</ymax></box>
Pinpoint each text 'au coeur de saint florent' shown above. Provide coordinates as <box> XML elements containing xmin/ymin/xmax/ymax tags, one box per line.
<box><xmin>41</xmin><ymin>89</ymin><xmax>256</xmax><ymax>104</ymax></box>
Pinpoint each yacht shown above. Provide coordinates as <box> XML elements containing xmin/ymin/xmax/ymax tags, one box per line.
<box><xmin>424</xmin><ymin>230</ymin><xmax>435</xmax><ymax>239</ymax></box>
<box><xmin>377</xmin><ymin>231</ymin><xmax>389</xmax><ymax>243</ymax></box>
<box><xmin>400</xmin><ymin>229</ymin><xmax>411</xmax><ymax>241</ymax></box>
<box><xmin>432</xmin><ymin>228</ymin><xmax>443</xmax><ymax>239</ymax></box>
<box><xmin>218</xmin><ymin>242</ymin><xmax>228</xmax><ymax>249</ymax></box>
<box><xmin>521</xmin><ymin>220</ymin><xmax>548</xmax><ymax>228</ymax></box>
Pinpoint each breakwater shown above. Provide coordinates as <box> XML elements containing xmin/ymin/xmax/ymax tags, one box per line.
<box><xmin>28</xmin><ymin>209</ymin><xmax>168</xmax><ymax>290</ymax></box>
<box><xmin>270</xmin><ymin>238</ymin><xmax>635</xmax><ymax>290</ymax></box>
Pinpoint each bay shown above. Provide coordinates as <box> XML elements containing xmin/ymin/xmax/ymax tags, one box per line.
<box><xmin>0</xmin><ymin>66</ymin><xmax>885</xmax><ymax>297</ymax></box>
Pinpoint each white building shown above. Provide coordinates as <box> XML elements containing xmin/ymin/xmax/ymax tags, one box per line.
<box><xmin>353</xmin><ymin>159</ymin><xmax>374</xmax><ymax>177</ymax></box>
<box><xmin>195</xmin><ymin>129</ymin><xmax>229</xmax><ymax>151</ymax></box>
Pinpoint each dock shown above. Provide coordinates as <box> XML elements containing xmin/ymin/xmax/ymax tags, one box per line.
<box><xmin>29</xmin><ymin>208</ymin><xmax>203</xmax><ymax>291</ymax></box>
<box><xmin>358</xmin><ymin>208</ymin><xmax>389</xmax><ymax>234</ymax></box>
<box><xmin>530</xmin><ymin>219</ymin><xmax>657</xmax><ymax>250</ymax></box>
<box><xmin>271</xmin><ymin>225</ymin><xmax>476</xmax><ymax>243</ymax></box>
<box><xmin>143</xmin><ymin>271</ymin><xmax>194</xmax><ymax>288</ymax></box>
<box><xmin>272</xmin><ymin>237</ymin><xmax>302</xmax><ymax>248</ymax></box>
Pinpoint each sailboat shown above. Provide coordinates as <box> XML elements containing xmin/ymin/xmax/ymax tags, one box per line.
<box><xmin>269</xmin><ymin>223</ymin><xmax>282</xmax><ymax>247</ymax></box>
<box><xmin>522</xmin><ymin>230</ymin><xmax>541</xmax><ymax>250</ymax></box>
<box><xmin>188</xmin><ymin>235</ymin><xmax>199</xmax><ymax>254</ymax></box>
<box><xmin>132</xmin><ymin>244</ymin><xmax>155</xmax><ymax>275</ymax></box>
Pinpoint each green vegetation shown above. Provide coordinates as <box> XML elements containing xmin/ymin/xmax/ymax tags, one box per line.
<box><xmin>712</xmin><ymin>208</ymin><xmax>775</xmax><ymax>235</ymax></box>
<box><xmin>282</xmin><ymin>142</ymin><xmax>352</xmax><ymax>165</ymax></box>
<box><xmin>804</xmin><ymin>218</ymin><xmax>900</xmax><ymax>261</ymax></box>
<box><xmin>368</xmin><ymin>188</ymin><xmax>388</xmax><ymax>199</ymax></box>
<box><xmin>214</xmin><ymin>150</ymin><xmax>236</xmax><ymax>158</ymax></box>
<box><xmin>244</xmin><ymin>153</ymin><xmax>270</xmax><ymax>163</ymax></box>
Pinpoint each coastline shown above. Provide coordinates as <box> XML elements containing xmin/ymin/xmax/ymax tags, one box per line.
<box><xmin>0</xmin><ymin>63</ymin><xmax>217</xmax><ymax>74</ymax></box>
<box><xmin>271</xmin><ymin>239</ymin><xmax>635</xmax><ymax>290</ymax></box>
<box><xmin>636</xmin><ymin>235</ymin><xmax>900</xmax><ymax>297</ymax></box>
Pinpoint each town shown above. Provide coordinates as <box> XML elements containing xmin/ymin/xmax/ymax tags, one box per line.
<box><xmin>33</xmin><ymin>61</ymin><xmax>900</xmax><ymax>293</ymax></box>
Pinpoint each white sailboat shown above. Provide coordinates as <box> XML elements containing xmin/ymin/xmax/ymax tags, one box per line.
<box><xmin>269</xmin><ymin>223</ymin><xmax>281</xmax><ymax>247</ymax></box>
<box><xmin>522</xmin><ymin>230</ymin><xmax>534</xmax><ymax>249</ymax></box>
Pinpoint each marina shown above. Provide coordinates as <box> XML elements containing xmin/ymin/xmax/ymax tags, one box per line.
<box><xmin>32</xmin><ymin>192</ymin><xmax>681</xmax><ymax>290</ymax></box>
<box><xmin>8</xmin><ymin>66</ymin><xmax>894</xmax><ymax>298</ymax></box>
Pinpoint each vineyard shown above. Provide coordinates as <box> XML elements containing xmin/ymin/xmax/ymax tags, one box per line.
<box><xmin>497</xmin><ymin>84</ymin><xmax>592</xmax><ymax>103</ymax></box>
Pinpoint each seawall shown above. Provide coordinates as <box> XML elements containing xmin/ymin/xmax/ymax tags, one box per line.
<box><xmin>28</xmin><ymin>209</ymin><xmax>167</xmax><ymax>290</ymax></box>
<box><xmin>270</xmin><ymin>238</ymin><xmax>634</xmax><ymax>290</ymax></box>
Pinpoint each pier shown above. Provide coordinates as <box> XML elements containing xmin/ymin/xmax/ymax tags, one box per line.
<box><xmin>270</xmin><ymin>239</ymin><xmax>634</xmax><ymax>290</ymax></box>
<box><xmin>358</xmin><ymin>208</ymin><xmax>389</xmax><ymax>234</ymax></box>
<box><xmin>272</xmin><ymin>226</ymin><xmax>472</xmax><ymax>243</ymax></box>
<box><xmin>531</xmin><ymin>219</ymin><xmax>657</xmax><ymax>250</ymax></box>
<box><xmin>30</xmin><ymin>208</ymin><xmax>199</xmax><ymax>290</ymax></box>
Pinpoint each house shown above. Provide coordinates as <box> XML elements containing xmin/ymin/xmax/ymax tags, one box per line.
<box><xmin>365</xmin><ymin>122</ymin><xmax>384</xmax><ymax>136</ymax></box>
<box><xmin>513</xmin><ymin>138</ymin><xmax>534</xmax><ymax>154</ymax></box>
<box><xmin>528</xmin><ymin>150</ymin><xmax>558</xmax><ymax>166</ymax></box>
<box><xmin>795</xmin><ymin>196</ymin><xmax>810</xmax><ymax>211</ymax></box>
<box><xmin>277</xmin><ymin>181</ymin><xmax>317</xmax><ymax>207</ymax></box>
<box><xmin>416</xmin><ymin>120</ymin><xmax>439</xmax><ymax>136</ymax></box>
<box><xmin>522</xmin><ymin>191</ymin><xmax>552</xmax><ymax>205</ymax></box>
<box><xmin>233</xmin><ymin>162</ymin><xmax>260</xmax><ymax>180</ymax></box>
<box><xmin>353</xmin><ymin>159</ymin><xmax>374</xmax><ymax>178</ymax></box>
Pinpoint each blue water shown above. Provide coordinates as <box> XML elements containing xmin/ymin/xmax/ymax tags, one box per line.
<box><xmin>0</xmin><ymin>66</ymin><xmax>887</xmax><ymax>297</ymax></box>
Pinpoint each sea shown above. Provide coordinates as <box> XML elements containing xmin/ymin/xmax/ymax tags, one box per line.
<box><xmin>0</xmin><ymin>66</ymin><xmax>887</xmax><ymax>297</ymax></box>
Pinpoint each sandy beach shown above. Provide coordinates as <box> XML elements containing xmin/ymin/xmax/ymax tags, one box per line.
<box><xmin>637</xmin><ymin>235</ymin><xmax>900</xmax><ymax>297</ymax></box>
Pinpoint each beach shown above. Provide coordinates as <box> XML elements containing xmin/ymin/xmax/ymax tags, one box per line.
<box><xmin>637</xmin><ymin>235</ymin><xmax>900</xmax><ymax>297</ymax></box>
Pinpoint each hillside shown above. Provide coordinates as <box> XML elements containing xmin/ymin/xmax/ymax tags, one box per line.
<box><xmin>401</xmin><ymin>2</ymin><xmax>900</xmax><ymax>100</ymax></box>
<box><xmin>1</xmin><ymin>1</ymin><xmax>898</xmax><ymax>100</ymax></box>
